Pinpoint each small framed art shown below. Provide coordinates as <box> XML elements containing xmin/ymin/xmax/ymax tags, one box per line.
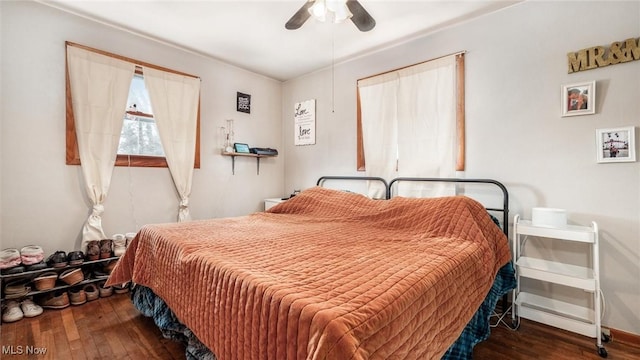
<box><xmin>237</xmin><ymin>92</ymin><xmax>251</xmax><ymax>114</ymax></box>
<box><xmin>596</xmin><ymin>126</ymin><xmax>635</xmax><ymax>163</ymax></box>
<box><xmin>562</xmin><ymin>81</ymin><xmax>595</xmax><ymax>117</ymax></box>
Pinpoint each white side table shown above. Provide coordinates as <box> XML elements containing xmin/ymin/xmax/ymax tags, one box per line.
<box><xmin>264</xmin><ymin>198</ymin><xmax>286</xmax><ymax>211</ymax></box>
<box><xmin>512</xmin><ymin>214</ymin><xmax>607</xmax><ymax>357</ymax></box>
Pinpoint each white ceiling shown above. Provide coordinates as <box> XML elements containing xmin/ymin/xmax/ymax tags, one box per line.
<box><xmin>44</xmin><ymin>0</ymin><xmax>521</xmax><ymax>81</ymax></box>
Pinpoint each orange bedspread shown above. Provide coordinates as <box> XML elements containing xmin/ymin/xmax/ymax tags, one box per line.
<box><xmin>107</xmin><ymin>187</ymin><xmax>511</xmax><ymax>359</ymax></box>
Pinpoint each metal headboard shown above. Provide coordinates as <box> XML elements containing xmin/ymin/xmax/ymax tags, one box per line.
<box><xmin>316</xmin><ymin>176</ymin><xmax>390</xmax><ymax>199</ymax></box>
<box><xmin>388</xmin><ymin>177</ymin><xmax>509</xmax><ymax>237</ymax></box>
<box><xmin>315</xmin><ymin>176</ymin><xmax>509</xmax><ymax>236</ymax></box>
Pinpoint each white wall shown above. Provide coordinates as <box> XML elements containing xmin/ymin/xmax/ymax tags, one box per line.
<box><xmin>0</xmin><ymin>1</ymin><xmax>284</xmax><ymax>254</ymax></box>
<box><xmin>282</xmin><ymin>1</ymin><xmax>640</xmax><ymax>335</ymax></box>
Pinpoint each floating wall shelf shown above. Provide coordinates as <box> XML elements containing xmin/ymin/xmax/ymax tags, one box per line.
<box><xmin>221</xmin><ymin>151</ymin><xmax>277</xmax><ymax>175</ymax></box>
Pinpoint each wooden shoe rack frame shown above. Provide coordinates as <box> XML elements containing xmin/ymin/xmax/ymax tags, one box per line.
<box><xmin>0</xmin><ymin>256</ymin><xmax>119</xmax><ymax>303</ymax></box>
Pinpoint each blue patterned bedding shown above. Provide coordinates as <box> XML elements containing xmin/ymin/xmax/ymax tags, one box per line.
<box><xmin>131</xmin><ymin>262</ymin><xmax>515</xmax><ymax>360</ymax></box>
<box><xmin>132</xmin><ymin>284</ymin><xmax>216</xmax><ymax>360</ymax></box>
<box><xmin>443</xmin><ymin>262</ymin><xmax>516</xmax><ymax>359</ymax></box>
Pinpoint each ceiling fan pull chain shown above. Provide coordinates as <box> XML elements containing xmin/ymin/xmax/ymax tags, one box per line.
<box><xmin>332</xmin><ymin>26</ymin><xmax>335</xmax><ymax>114</ymax></box>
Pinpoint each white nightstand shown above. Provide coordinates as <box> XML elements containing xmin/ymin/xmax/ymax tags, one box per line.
<box><xmin>264</xmin><ymin>198</ymin><xmax>286</xmax><ymax>211</ymax></box>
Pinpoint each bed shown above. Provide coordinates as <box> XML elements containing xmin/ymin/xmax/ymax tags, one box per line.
<box><xmin>107</xmin><ymin>177</ymin><xmax>515</xmax><ymax>359</ymax></box>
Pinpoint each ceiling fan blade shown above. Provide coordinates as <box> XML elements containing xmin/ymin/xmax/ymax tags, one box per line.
<box><xmin>285</xmin><ymin>1</ymin><xmax>314</xmax><ymax>30</ymax></box>
<box><xmin>346</xmin><ymin>0</ymin><xmax>376</xmax><ymax>32</ymax></box>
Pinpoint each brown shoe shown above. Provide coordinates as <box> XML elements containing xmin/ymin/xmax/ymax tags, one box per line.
<box><xmin>38</xmin><ymin>290</ymin><xmax>70</xmax><ymax>309</ymax></box>
<box><xmin>68</xmin><ymin>288</ymin><xmax>87</xmax><ymax>305</ymax></box>
<box><xmin>84</xmin><ymin>284</ymin><xmax>99</xmax><ymax>301</ymax></box>
<box><xmin>33</xmin><ymin>272</ymin><xmax>58</xmax><ymax>291</ymax></box>
<box><xmin>86</xmin><ymin>240</ymin><xmax>100</xmax><ymax>261</ymax></box>
<box><xmin>59</xmin><ymin>268</ymin><xmax>84</xmax><ymax>286</ymax></box>
<box><xmin>4</xmin><ymin>278</ymin><xmax>31</xmax><ymax>299</ymax></box>
<box><xmin>98</xmin><ymin>281</ymin><xmax>113</xmax><ymax>298</ymax></box>
<box><xmin>99</xmin><ymin>239</ymin><xmax>113</xmax><ymax>259</ymax></box>
<box><xmin>113</xmin><ymin>283</ymin><xmax>130</xmax><ymax>294</ymax></box>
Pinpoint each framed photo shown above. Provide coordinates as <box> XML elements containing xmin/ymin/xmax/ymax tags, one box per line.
<box><xmin>237</xmin><ymin>92</ymin><xmax>251</xmax><ymax>114</ymax></box>
<box><xmin>562</xmin><ymin>81</ymin><xmax>595</xmax><ymax>117</ymax></box>
<box><xmin>233</xmin><ymin>142</ymin><xmax>250</xmax><ymax>153</ymax></box>
<box><xmin>596</xmin><ymin>126</ymin><xmax>636</xmax><ymax>163</ymax></box>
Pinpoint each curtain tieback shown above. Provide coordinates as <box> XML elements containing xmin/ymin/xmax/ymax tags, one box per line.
<box><xmin>90</xmin><ymin>204</ymin><xmax>105</xmax><ymax>217</ymax></box>
<box><xmin>179</xmin><ymin>198</ymin><xmax>189</xmax><ymax>210</ymax></box>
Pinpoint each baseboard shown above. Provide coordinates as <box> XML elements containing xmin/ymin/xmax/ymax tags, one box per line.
<box><xmin>610</xmin><ymin>327</ymin><xmax>640</xmax><ymax>348</ymax></box>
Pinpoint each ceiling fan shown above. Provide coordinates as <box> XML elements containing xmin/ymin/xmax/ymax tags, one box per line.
<box><xmin>285</xmin><ymin>0</ymin><xmax>376</xmax><ymax>32</ymax></box>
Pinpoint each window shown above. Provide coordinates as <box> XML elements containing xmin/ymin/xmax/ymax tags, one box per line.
<box><xmin>356</xmin><ymin>53</ymin><xmax>465</xmax><ymax>199</ymax></box>
<box><xmin>356</xmin><ymin>53</ymin><xmax>465</xmax><ymax>172</ymax></box>
<box><xmin>66</xmin><ymin>43</ymin><xmax>200</xmax><ymax>168</ymax></box>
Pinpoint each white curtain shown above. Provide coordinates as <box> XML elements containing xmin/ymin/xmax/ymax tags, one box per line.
<box><xmin>358</xmin><ymin>73</ymin><xmax>399</xmax><ymax>199</ymax></box>
<box><xmin>66</xmin><ymin>46</ymin><xmax>135</xmax><ymax>244</ymax></box>
<box><xmin>396</xmin><ymin>56</ymin><xmax>456</xmax><ymax>197</ymax></box>
<box><xmin>143</xmin><ymin>67</ymin><xmax>200</xmax><ymax>222</ymax></box>
<box><xmin>358</xmin><ymin>54</ymin><xmax>457</xmax><ymax>198</ymax></box>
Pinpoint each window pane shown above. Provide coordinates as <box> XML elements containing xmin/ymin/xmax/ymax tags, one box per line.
<box><xmin>127</xmin><ymin>74</ymin><xmax>153</xmax><ymax>113</ymax></box>
<box><xmin>118</xmin><ymin>114</ymin><xmax>165</xmax><ymax>156</ymax></box>
<box><xmin>119</xmin><ymin>74</ymin><xmax>164</xmax><ymax>157</ymax></box>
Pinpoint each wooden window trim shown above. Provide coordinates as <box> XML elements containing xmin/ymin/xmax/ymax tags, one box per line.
<box><xmin>356</xmin><ymin>52</ymin><xmax>465</xmax><ymax>172</ymax></box>
<box><xmin>65</xmin><ymin>41</ymin><xmax>201</xmax><ymax>169</ymax></box>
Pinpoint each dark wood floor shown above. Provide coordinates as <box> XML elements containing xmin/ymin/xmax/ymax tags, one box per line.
<box><xmin>474</xmin><ymin>317</ymin><xmax>640</xmax><ymax>360</ymax></box>
<box><xmin>2</xmin><ymin>293</ymin><xmax>639</xmax><ymax>359</ymax></box>
<box><xmin>1</xmin><ymin>293</ymin><xmax>185</xmax><ymax>359</ymax></box>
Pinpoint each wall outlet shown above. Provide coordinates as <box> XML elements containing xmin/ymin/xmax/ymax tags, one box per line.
<box><xmin>601</xmin><ymin>327</ymin><xmax>611</xmax><ymax>337</ymax></box>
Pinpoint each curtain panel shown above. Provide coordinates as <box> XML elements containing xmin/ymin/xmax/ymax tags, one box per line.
<box><xmin>358</xmin><ymin>72</ymin><xmax>400</xmax><ymax>199</ymax></box>
<box><xmin>143</xmin><ymin>68</ymin><xmax>200</xmax><ymax>222</ymax></box>
<box><xmin>396</xmin><ymin>55</ymin><xmax>456</xmax><ymax>197</ymax></box>
<box><xmin>66</xmin><ymin>46</ymin><xmax>135</xmax><ymax>244</ymax></box>
<box><xmin>358</xmin><ymin>54</ymin><xmax>459</xmax><ymax>198</ymax></box>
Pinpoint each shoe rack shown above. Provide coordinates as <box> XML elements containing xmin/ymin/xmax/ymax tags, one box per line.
<box><xmin>0</xmin><ymin>256</ymin><xmax>119</xmax><ymax>302</ymax></box>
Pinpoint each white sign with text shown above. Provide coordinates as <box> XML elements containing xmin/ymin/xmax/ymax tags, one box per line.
<box><xmin>294</xmin><ymin>99</ymin><xmax>316</xmax><ymax>146</ymax></box>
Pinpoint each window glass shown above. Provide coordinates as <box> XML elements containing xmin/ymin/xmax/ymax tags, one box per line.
<box><xmin>119</xmin><ymin>114</ymin><xmax>164</xmax><ymax>156</ymax></box>
<box><xmin>118</xmin><ymin>74</ymin><xmax>165</xmax><ymax>157</ymax></box>
<box><xmin>127</xmin><ymin>74</ymin><xmax>153</xmax><ymax>114</ymax></box>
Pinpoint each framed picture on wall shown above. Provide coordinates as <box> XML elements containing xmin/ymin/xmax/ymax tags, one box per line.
<box><xmin>294</xmin><ymin>99</ymin><xmax>316</xmax><ymax>146</ymax></box>
<box><xmin>237</xmin><ymin>92</ymin><xmax>251</xmax><ymax>114</ymax></box>
<box><xmin>562</xmin><ymin>81</ymin><xmax>595</xmax><ymax>117</ymax></box>
<box><xmin>596</xmin><ymin>126</ymin><xmax>636</xmax><ymax>163</ymax></box>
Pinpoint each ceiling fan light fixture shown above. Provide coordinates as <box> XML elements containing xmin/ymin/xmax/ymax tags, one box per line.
<box><xmin>309</xmin><ymin>0</ymin><xmax>327</xmax><ymax>20</ymax></box>
<box><xmin>309</xmin><ymin>0</ymin><xmax>352</xmax><ymax>24</ymax></box>
<box><xmin>286</xmin><ymin>0</ymin><xmax>373</xmax><ymax>31</ymax></box>
<box><xmin>331</xmin><ymin>2</ymin><xmax>353</xmax><ymax>23</ymax></box>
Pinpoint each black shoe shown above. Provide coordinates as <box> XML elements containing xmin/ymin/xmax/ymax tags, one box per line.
<box><xmin>67</xmin><ymin>251</ymin><xmax>85</xmax><ymax>266</ymax></box>
<box><xmin>46</xmin><ymin>251</ymin><xmax>67</xmax><ymax>268</ymax></box>
<box><xmin>93</xmin><ymin>269</ymin><xmax>110</xmax><ymax>279</ymax></box>
<box><xmin>1</xmin><ymin>265</ymin><xmax>25</xmax><ymax>275</ymax></box>
<box><xmin>26</xmin><ymin>262</ymin><xmax>47</xmax><ymax>271</ymax></box>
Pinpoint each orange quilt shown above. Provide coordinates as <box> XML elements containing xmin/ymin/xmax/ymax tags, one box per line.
<box><xmin>107</xmin><ymin>187</ymin><xmax>511</xmax><ymax>359</ymax></box>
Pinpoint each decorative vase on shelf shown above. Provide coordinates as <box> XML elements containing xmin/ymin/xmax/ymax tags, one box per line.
<box><xmin>224</xmin><ymin>132</ymin><xmax>233</xmax><ymax>153</ymax></box>
<box><xmin>224</xmin><ymin>119</ymin><xmax>234</xmax><ymax>153</ymax></box>
<box><xmin>222</xmin><ymin>119</ymin><xmax>233</xmax><ymax>152</ymax></box>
